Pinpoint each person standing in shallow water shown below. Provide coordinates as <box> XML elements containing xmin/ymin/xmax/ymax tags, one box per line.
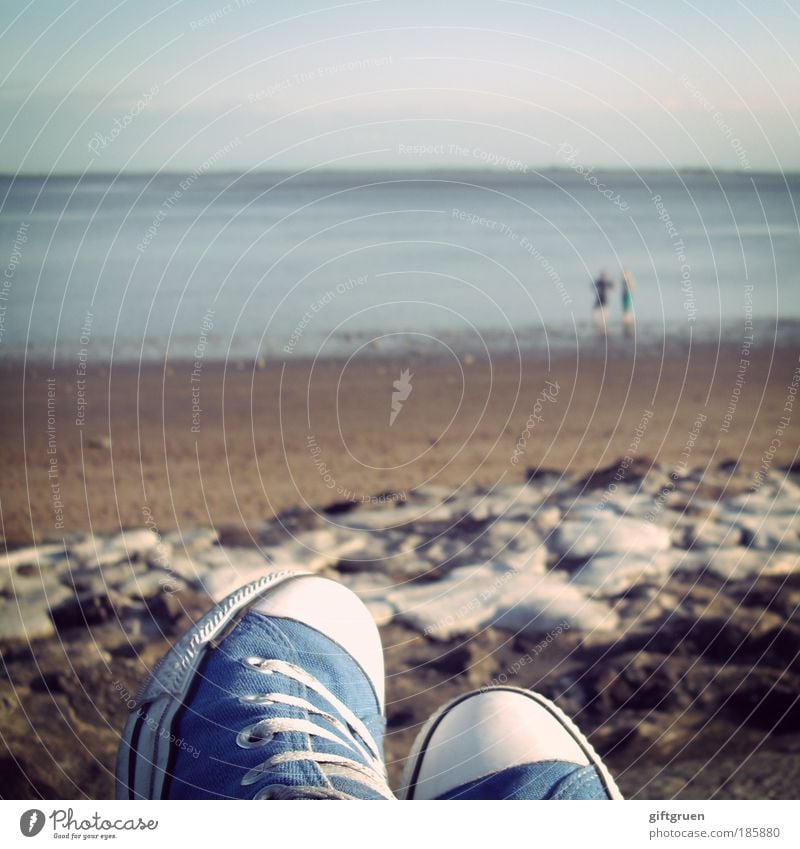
<box><xmin>592</xmin><ymin>271</ymin><xmax>613</xmax><ymax>334</ymax></box>
<box><xmin>621</xmin><ymin>268</ymin><xmax>635</xmax><ymax>337</ymax></box>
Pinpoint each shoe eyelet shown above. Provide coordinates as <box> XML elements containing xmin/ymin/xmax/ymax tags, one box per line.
<box><xmin>236</xmin><ymin>724</ymin><xmax>274</xmax><ymax>749</ymax></box>
<box><xmin>239</xmin><ymin>694</ymin><xmax>273</xmax><ymax>705</ymax></box>
<box><xmin>253</xmin><ymin>784</ymin><xmax>286</xmax><ymax>800</ymax></box>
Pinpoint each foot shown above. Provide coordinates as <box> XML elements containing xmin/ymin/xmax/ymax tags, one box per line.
<box><xmin>116</xmin><ymin>571</ymin><xmax>393</xmax><ymax>799</ymax></box>
<box><xmin>399</xmin><ymin>686</ymin><xmax>622</xmax><ymax>800</ymax></box>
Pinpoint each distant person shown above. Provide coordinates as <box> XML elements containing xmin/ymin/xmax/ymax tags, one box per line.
<box><xmin>621</xmin><ymin>268</ymin><xmax>635</xmax><ymax>337</ymax></box>
<box><xmin>592</xmin><ymin>271</ymin><xmax>613</xmax><ymax>334</ymax></box>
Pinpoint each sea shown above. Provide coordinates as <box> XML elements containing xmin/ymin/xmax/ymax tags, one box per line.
<box><xmin>1</xmin><ymin>169</ymin><xmax>798</xmax><ymax>363</ymax></box>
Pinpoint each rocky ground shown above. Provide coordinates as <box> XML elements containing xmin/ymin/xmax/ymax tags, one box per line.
<box><xmin>1</xmin><ymin>458</ymin><xmax>799</xmax><ymax>799</ymax></box>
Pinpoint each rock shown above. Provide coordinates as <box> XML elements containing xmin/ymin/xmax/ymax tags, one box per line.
<box><xmin>71</xmin><ymin>529</ymin><xmax>161</xmax><ymax>568</ymax></box>
<box><xmin>578</xmin><ymin>457</ymin><xmax>657</xmax><ymax>490</ymax></box>
<box><xmin>332</xmin><ymin>502</ymin><xmax>444</xmax><ymax>530</ymax></box>
<box><xmin>146</xmin><ymin>591</ymin><xmax>188</xmax><ymax>626</ymax></box>
<box><xmin>162</xmin><ymin>527</ymin><xmax>219</xmax><ymax>553</ymax></box>
<box><xmin>391</xmin><ymin>564</ymin><xmax>494</xmax><ymax>639</ymax></box>
<box><xmin>492</xmin><ymin>572</ymin><xmax>618</xmax><ymax>635</ymax></box>
<box><xmin>675</xmin><ymin>519</ymin><xmax>742</xmax><ymax>550</ymax></box>
<box><xmin>62</xmin><ymin>560</ymin><xmax>149</xmax><ymax>592</ymax></box>
<box><xmin>736</xmin><ymin>517</ymin><xmax>800</xmax><ymax>551</ymax></box>
<box><xmin>145</xmin><ymin>542</ymin><xmax>173</xmax><ymax>569</ymax></box>
<box><xmin>196</xmin><ymin>546</ymin><xmax>271</xmax><ymax>571</ymax></box>
<box><xmin>365</xmin><ymin>600</ymin><xmax>395</xmax><ymax>626</ymax></box>
<box><xmin>162</xmin><ymin>555</ymin><xmax>205</xmax><ymax>584</ymax></box>
<box><xmin>87</xmin><ymin>435</ymin><xmax>111</xmax><ymax>450</ymax></box>
<box><xmin>408</xmin><ymin>484</ymin><xmax>458</xmax><ymax>502</ymax></box>
<box><xmin>723</xmin><ymin>494</ymin><xmax>799</xmax><ymax>517</ymax></box>
<box><xmin>526</xmin><ymin>467</ymin><xmax>570</xmax><ymax>484</ymax></box>
<box><xmin>118</xmin><ymin>571</ymin><xmax>183</xmax><ymax>600</ymax></box>
<box><xmin>0</xmin><ymin>544</ymin><xmax>64</xmax><ymax>571</ymax></box>
<box><xmin>499</xmin><ymin>547</ymin><xmax>548</xmax><ymax>574</ymax></box>
<box><xmin>571</xmin><ymin>552</ymin><xmax>678</xmax><ymax>597</ymax></box>
<box><xmin>388</xmin><ymin>562</ymin><xmax>617</xmax><ymax>639</ymax></box>
<box><xmin>550</xmin><ymin>517</ymin><xmax>671</xmax><ymax>560</ymax></box>
<box><xmin>704</xmin><ymin>550</ymin><xmax>800</xmax><ymax>582</ymax></box>
<box><xmin>481</xmin><ymin>519</ymin><xmax>542</xmax><ymax>552</ymax></box>
<box><xmin>0</xmin><ymin>571</ymin><xmax>70</xmax><ymax>604</ymax></box>
<box><xmin>51</xmin><ymin>589</ymin><xmax>138</xmax><ymax>629</ymax></box>
<box><xmin>0</xmin><ymin>601</ymin><xmax>56</xmax><ymax>641</ymax></box>
<box><xmin>267</xmin><ymin>534</ymin><xmax>367</xmax><ymax>573</ymax></box>
<box><xmin>533</xmin><ymin>506</ymin><xmax>561</xmax><ymax>534</ymax></box>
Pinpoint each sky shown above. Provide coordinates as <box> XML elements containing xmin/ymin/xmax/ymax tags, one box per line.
<box><xmin>1</xmin><ymin>0</ymin><xmax>799</xmax><ymax>174</ymax></box>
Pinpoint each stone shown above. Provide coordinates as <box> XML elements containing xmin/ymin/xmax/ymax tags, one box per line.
<box><xmin>162</xmin><ymin>527</ymin><xmax>219</xmax><ymax>553</ymax></box>
<box><xmin>0</xmin><ymin>571</ymin><xmax>70</xmax><ymax>604</ymax></box>
<box><xmin>578</xmin><ymin>457</ymin><xmax>657</xmax><ymax>490</ymax></box>
<box><xmin>386</xmin><ymin>561</ymin><xmax>617</xmax><ymax>640</ymax></box>
<box><xmin>51</xmin><ymin>589</ymin><xmax>139</xmax><ymax>629</ymax></box>
<box><xmin>197</xmin><ymin>546</ymin><xmax>271</xmax><ymax>572</ymax></box>
<box><xmin>267</xmin><ymin>535</ymin><xmax>367</xmax><ymax>573</ymax></box>
<box><xmin>118</xmin><ymin>571</ymin><xmax>183</xmax><ymax>601</ymax></box>
<box><xmin>492</xmin><ymin>571</ymin><xmax>619</xmax><ymax>635</ymax></box>
<box><xmin>335</xmin><ymin>502</ymin><xmax>458</xmax><ymax>530</ymax></box>
<box><xmin>162</xmin><ymin>555</ymin><xmax>205</xmax><ymax>584</ymax></box>
<box><xmin>0</xmin><ymin>601</ymin><xmax>56</xmax><ymax>642</ymax></box>
<box><xmin>675</xmin><ymin>520</ymin><xmax>742</xmax><ymax>550</ymax></box>
<box><xmin>391</xmin><ymin>564</ymin><xmax>498</xmax><ymax>640</ymax></box>
<box><xmin>550</xmin><ymin>517</ymin><xmax>671</xmax><ymax>560</ymax></box>
<box><xmin>723</xmin><ymin>494</ymin><xmax>798</xmax><ymax>517</ymax></box>
<box><xmin>498</xmin><ymin>547</ymin><xmax>548</xmax><ymax>574</ymax></box>
<box><xmin>704</xmin><ymin>550</ymin><xmax>800</xmax><ymax>582</ymax></box>
<box><xmin>365</xmin><ymin>600</ymin><xmax>395</xmax><ymax>627</ymax></box>
<box><xmin>533</xmin><ymin>506</ymin><xmax>561</xmax><ymax>534</ymax></box>
<box><xmin>482</xmin><ymin>519</ymin><xmax>542</xmax><ymax>552</ymax></box>
<box><xmin>71</xmin><ymin>529</ymin><xmax>161</xmax><ymax>569</ymax></box>
<box><xmin>570</xmin><ymin>552</ymin><xmax>678</xmax><ymax>597</ymax></box>
<box><xmin>145</xmin><ymin>542</ymin><xmax>173</xmax><ymax>570</ymax></box>
<box><xmin>736</xmin><ymin>517</ymin><xmax>800</xmax><ymax>551</ymax></box>
<box><xmin>0</xmin><ymin>544</ymin><xmax>64</xmax><ymax>571</ymax></box>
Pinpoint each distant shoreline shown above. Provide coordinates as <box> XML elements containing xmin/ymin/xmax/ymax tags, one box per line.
<box><xmin>4</xmin><ymin>317</ymin><xmax>799</xmax><ymax>369</ymax></box>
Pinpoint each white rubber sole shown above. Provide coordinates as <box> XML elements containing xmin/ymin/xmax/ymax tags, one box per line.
<box><xmin>398</xmin><ymin>686</ymin><xmax>623</xmax><ymax>800</ymax></box>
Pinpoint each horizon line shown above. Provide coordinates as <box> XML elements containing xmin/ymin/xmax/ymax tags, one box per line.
<box><xmin>2</xmin><ymin>165</ymin><xmax>798</xmax><ymax>179</ymax></box>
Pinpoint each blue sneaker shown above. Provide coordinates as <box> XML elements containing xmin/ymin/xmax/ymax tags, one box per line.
<box><xmin>399</xmin><ymin>687</ymin><xmax>622</xmax><ymax>800</ymax></box>
<box><xmin>116</xmin><ymin>571</ymin><xmax>394</xmax><ymax>799</ymax></box>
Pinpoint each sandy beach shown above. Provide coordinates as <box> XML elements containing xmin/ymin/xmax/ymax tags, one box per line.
<box><xmin>2</xmin><ymin>333</ymin><xmax>800</xmax><ymax>800</ymax></box>
<box><xmin>2</xmin><ymin>334</ymin><xmax>798</xmax><ymax>546</ymax></box>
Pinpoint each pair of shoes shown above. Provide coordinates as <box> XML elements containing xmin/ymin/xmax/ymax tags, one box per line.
<box><xmin>116</xmin><ymin>574</ymin><xmax>622</xmax><ymax>800</ymax></box>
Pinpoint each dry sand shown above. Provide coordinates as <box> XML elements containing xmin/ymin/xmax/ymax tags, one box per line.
<box><xmin>2</xmin><ymin>335</ymin><xmax>798</xmax><ymax>546</ymax></box>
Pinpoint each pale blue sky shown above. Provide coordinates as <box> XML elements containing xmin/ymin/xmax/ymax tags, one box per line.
<box><xmin>1</xmin><ymin>0</ymin><xmax>798</xmax><ymax>174</ymax></box>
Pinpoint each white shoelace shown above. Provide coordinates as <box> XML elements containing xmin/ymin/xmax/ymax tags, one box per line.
<box><xmin>235</xmin><ymin>656</ymin><xmax>393</xmax><ymax>800</ymax></box>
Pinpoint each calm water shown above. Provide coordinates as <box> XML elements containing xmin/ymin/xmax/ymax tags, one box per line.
<box><xmin>1</xmin><ymin>169</ymin><xmax>798</xmax><ymax>362</ymax></box>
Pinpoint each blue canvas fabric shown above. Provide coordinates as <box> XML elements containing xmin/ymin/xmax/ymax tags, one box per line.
<box><xmin>435</xmin><ymin>761</ymin><xmax>612</xmax><ymax>800</ymax></box>
<box><xmin>165</xmin><ymin>611</ymin><xmax>390</xmax><ymax>799</ymax></box>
